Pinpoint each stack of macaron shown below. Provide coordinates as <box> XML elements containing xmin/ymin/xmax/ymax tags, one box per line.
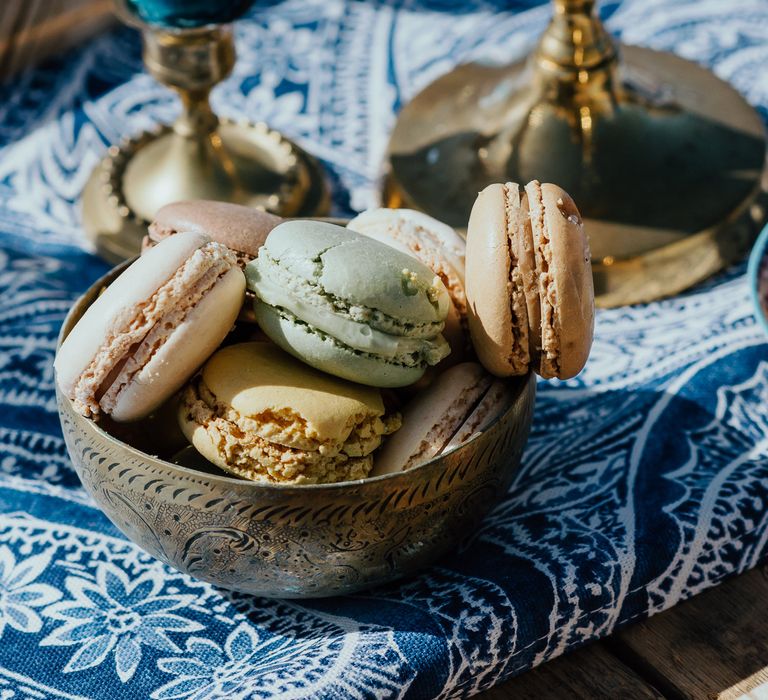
<box><xmin>56</xmin><ymin>181</ymin><xmax>594</xmax><ymax>484</ymax></box>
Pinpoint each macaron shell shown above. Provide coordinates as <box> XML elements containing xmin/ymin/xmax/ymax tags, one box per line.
<box><xmin>178</xmin><ymin>415</ymin><xmax>233</xmax><ymax>475</ymax></box>
<box><xmin>442</xmin><ymin>379</ymin><xmax>511</xmax><ymax>454</ymax></box>
<box><xmin>177</xmin><ymin>412</ymin><xmax>376</xmax><ymax>484</ymax></box>
<box><xmin>253</xmin><ymin>301</ymin><xmax>425</xmax><ymax>388</ymax></box>
<box><xmin>109</xmin><ymin>265</ymin><xmax>245</xmax><ymax>421</ymax></box>
<box><xmin>441</xmin><ymin>298</ymin><xmax>466</xmax><ymax>364</ymax></box>
<box><xmin>535</xmin><ymin>182</ymin><xmax>595</xmax><ymax>379</ymax></box>
<box><xmin>263</xmin><ymin>221</ymin><xmax>450</xmax><ymax>325</ymax></box>
<box><xmin>465</xmin><ymin>183</ymin><xmax>529</xmax><ymax>377</ymax></box>
<box><xmin>148</xmin><ymin>200</ymin><xmax>282</xmax><ymax>258</ymax></box>
<box><xmin>55</xmin><ymin>231</ymin><xmax>212</xmax><ymax>398</ymax></box>
<box><xmin>348</xmin><ymin>208</ymin><xmax>465</xmax><ymax>272</ymax></box>
<box><xmin>200</xmin><ymin>342</ymin><xmax>385</xmax><ymax>444</ymax></box>
<box><xmin>371</xmin><ymin>362</ymin><xmax>492</xmax><ymax>476</ymax></box>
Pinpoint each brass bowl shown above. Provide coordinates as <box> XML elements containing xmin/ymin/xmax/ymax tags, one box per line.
<box><xmin>56</xmin><ymin>264</ymin><xmax>536</xmax><ymax>598</ymax></box>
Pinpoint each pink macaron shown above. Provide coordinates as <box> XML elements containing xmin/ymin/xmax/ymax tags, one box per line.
<box><xmin>55</xmin><ymin>231</ymin><xmax>245</xmax><ymax>422</ymax></box>
<box><xmin>143</xmin><ymin>200</ymin><xmax>283</xmax><ymax>265</ymax></box>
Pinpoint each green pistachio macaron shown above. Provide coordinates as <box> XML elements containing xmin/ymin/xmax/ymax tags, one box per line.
<box><xmin>245</xmin><ymin>220</ymin><xmax>451</xmax><ymax>387</ymax></box>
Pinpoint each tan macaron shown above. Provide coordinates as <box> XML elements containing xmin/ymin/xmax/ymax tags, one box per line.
<box><xmin>466</xmin><ymin>181</ymin><xmax>594</xmax><ymax>380</ymax></box>
<box><xmin>347</xmin><ymin>208</ymin><xmax>466</xmax><ymax>317</ymax></box>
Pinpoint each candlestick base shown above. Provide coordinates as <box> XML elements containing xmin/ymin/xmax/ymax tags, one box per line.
<box><xmin>83</xmin><ymin>119</ymin><xmax>328</xmax><ymax>264</ymax></box>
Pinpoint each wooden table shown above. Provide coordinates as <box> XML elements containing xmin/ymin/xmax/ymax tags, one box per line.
<box><xmin>484</xmin><ymin>564</ymin><xmax>768</xmax><ymax>699</ymax></box>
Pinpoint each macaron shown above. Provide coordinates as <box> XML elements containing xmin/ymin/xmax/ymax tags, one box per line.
<box><xmin>144</xmin><ymin>200</ymin><xmax>282</xmax><ymax>324</ymax></box>
<box><xmin>144</xmin><ymin>200</ymin><xmax>283</xmax><ymax>265</ymax></box>
<box><xmin>245</xmin><ymin>220</ymin><xmax>452</xmax><ymax>387</ymax></box>
<box><xmin>178</xmin><ymin>342</ymin><xmax>401</xmax><ymax>484</ymax></box>
<box><xmin>55</xmin><ymin>232</ymin><xmax>245</xmax><ymax>422</ymax></box>
<box><xmin>371</xmin><ymin>362</ymin><xmax>510</xmax><ymax>476</ymax></box>
<box><xmin>348</xmin><ymin>208</ymin><xmax>468</xmax><ymax>361</ymax></box>
<box><xmin>466</xmin><ymin>181</ymin><xmax>594</xmax><ymax>380</ymax></box>
<box><xmin>347</xmin><ymin>208</ymin><xmax>466</xmax><ymax>315</ymax></box>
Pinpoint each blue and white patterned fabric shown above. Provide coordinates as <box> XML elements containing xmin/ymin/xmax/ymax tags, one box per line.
<box><xmin>1</xmin><ymin>0</ymin><xmax>767</xmax><ymax>697</ymax></box>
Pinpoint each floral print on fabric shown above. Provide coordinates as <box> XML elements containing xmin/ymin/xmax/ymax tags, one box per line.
<box><xmin>42</xmin><ymin>563</ymin><xmax>203</xmax><ymax>681</ymax></box>
<box><xmin>0</xmin><ymin>547</ymin><xmax>60</xmax><ymax>639</ymax></box>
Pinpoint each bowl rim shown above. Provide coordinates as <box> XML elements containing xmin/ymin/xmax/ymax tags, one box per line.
<box><xmin>57</xmin><ymin>260</ymin><xmax>536</xmax><ymax>493</ymax></box>
<box><xmin>748</xmin><ymin>221</ymin><xmax>768</xmax><ymax>336</ymax></box>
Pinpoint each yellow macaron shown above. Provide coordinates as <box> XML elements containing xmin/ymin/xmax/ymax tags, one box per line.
<box><xmin>179</xmin><ymin>342</ymin><xmax>400</xmax><ymax>484</ymax></box>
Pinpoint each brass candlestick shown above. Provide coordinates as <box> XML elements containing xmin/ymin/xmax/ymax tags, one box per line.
<box><xmin>384</xmin><ymin>0</ymin><xmax>768</xmax><ymax>306</ymax></box>
<box><xmin>82</xmin><ymin>3</ymin><xmax>328</xmax><ymax>264</ymax></box>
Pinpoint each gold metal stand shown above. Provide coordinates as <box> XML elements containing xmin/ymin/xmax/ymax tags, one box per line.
<box><xmin>384</xmin><ymin>0</ymin><xmax>768</xmax><ymax>306</ymax></box>
<box><xmin>83</xmin><ymin>17</ymin><xmax>328</xmax><ymax>264</ymax></box>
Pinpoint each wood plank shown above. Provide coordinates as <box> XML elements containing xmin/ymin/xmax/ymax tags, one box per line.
<box><xmin>610</xmin><ymin>565</ymin><xmax>768</xmax><ymax>700</ymax></box>
<box><xmin>481</xmin><ymin>642</ymin><xmax>664</xmax><ymax>699</ymax></box>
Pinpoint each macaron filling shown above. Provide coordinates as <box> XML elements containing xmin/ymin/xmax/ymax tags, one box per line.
<box><xmin>71</xmin><ymin>243</ymin><xmax>237</xmax><ymax>418</ymax></box>
<box><xmin>525</xmin><ymin>180</ymin><xmax>560</xmax><ymax>377</ymax></box>
<box><xmin>249</xmin><ymin>250</ymin><xmax>450</xmax><ymax>368</ymax></box>
<box><xmin>503</xmin><ymin>183</ymin><xmax>531</xmax><ymax>374</ymax></box>
<box><xmin>517</xmin><ymin>192</ymin><xmax>543</xmax><ymax>367</ymax></box>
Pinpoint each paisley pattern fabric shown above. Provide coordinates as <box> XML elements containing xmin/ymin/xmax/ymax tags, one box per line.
<box><xmin>1</xmin><ymin>0</ymin><xmax>767</xmax><ymax>696</ymax></box>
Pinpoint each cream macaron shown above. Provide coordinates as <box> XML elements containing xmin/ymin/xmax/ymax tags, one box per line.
<box><xmin>144</xmin><ymin>200</ymin><xmax>283</xmax><ymax>324</ymax></box>
<box><xmin>466</xmin><ymin>181</ymin><xmax>594</xmax><ymax>380</ymax></box>
<box><xmin>371</xmin><ymin>362</ymin><xmax>510</xmax><ymax>476</ymax></box>
<box><xmin>347</xmin><ymin>208</ymin><xmax>466</xmax><ymax>316</ymax></box>
<box><xmin>55</xmin><ymin>232</ymin><xmax>245</xmax><ymax>422</ymax></box>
